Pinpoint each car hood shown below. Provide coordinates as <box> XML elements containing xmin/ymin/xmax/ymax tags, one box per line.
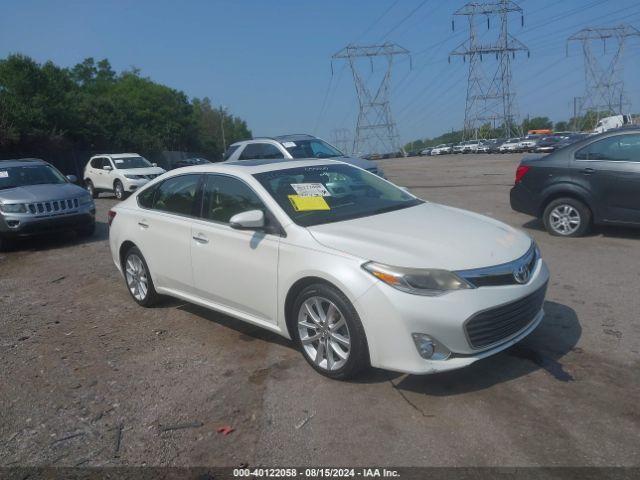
<box><xmin>334</xmin><ymin>156</ymin><xmax>379</xmax><ymax>172</ymax></box>
<box><xmin>115</xmin><ymin>167</ymin><xmax>165</xmax><ymax>175</ymax></box>
<box><xmin>0</xmin><ymin>183</ymin><xmax>88</xmax><ymax>203</ymax></box>
<box><xmin>307</xmin><ymin>202</ymin><xmax>531</xmax><ymax>270</ymax></box>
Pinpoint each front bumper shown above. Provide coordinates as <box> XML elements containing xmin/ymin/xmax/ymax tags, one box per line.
<box><xmin>123</xmin><ymin>178</ymin><xmax>151</xmax><ymax>192</ymax></box>
<box><xmin>1</xmin><ymin>206</ymin><xmax>95</xmax><ymax>237</ymax></box>
<box><xmin>354</xmin><ymin>259</ymin><xmax>550</xmax><ymax>375</ymax></box>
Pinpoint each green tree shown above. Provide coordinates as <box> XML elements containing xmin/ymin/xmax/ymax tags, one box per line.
<box><xmin>522</xmin><ymin>116</ymin><xmax>553</xmax><ymax>132</ymax></box>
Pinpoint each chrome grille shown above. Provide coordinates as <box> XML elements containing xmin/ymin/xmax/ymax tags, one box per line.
<box><xmin>456</xmin><ymin>243</ymin><xmax>538</xmax><ymax>288</ymax></box>
<box><xmin>26</xmin><ymin>198</ymin><xmax>80</xmax><ymax>217</ymax></box>
<box><xmin>465</xmin><ymin>282</ymin><xmax>547</xmax><ymax>349</ymax></box>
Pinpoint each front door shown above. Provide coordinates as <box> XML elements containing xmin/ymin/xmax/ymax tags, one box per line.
<box><xmin>190</xmin><ymin>174</ymin><xmax>280</xmax><ymax>323</ymax></box>
<box><xmin>573</xmin><ymin>133</ymin><xmax>640</xmax><ymax>224</ymax></box>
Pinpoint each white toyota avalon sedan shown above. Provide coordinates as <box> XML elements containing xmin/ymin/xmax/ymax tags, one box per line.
<box><xmin>108</xmin><ymin>159</ymin><xmax>549</xmax><ymax>379</ymax></box>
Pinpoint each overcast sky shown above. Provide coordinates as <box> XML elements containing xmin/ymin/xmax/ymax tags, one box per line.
<box><xmin>3</xmin><ymin>0</ymin><xmax>640</xmax><ymax>144</ymax></box>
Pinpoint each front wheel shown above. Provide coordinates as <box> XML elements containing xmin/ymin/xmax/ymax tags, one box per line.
<box><xmin>123</xmin><ymin>246</ymin><xmax>160</xmax><ymax>306</ymax></box>
<box><xmin>114</xmin><ymin>180</ymin><xmax>125</xmax><ymax>200</ymax></box>
<box><xmin>86</xmin><ymin>179</ymin><xmax>98</xmax><ymax>199</ymax></box>
<box><xmin>543</xmin><ymin>197</ymin><xmax>591</xmax><ymax>237</ymax></box>
<box><xmin>293</xmin><ymin>283</ymin><xmax>369</xmax><ymax>380</ymax></box>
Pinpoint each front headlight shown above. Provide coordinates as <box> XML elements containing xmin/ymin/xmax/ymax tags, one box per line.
<box><xmin>79</xmin><ymin>194</ymin><xmax>93</xmax><ymax>206</ymax></box>
<box><xmin>0</xmin><ymin>203</ymin><xmax>27</xmax><ymax>214</ymax></box>
<box><xmin>124</xmin><ymin>174</ymin><xmax>144</xmax><ymax>180</ymax></box>
<box><xmin>362</xmin><ymin>261</ymin><xmax>473</xmax><ymax>296</ymax></box>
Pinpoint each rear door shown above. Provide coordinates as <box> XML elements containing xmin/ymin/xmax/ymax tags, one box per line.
<box><xmin>190</xmin><ymin>174</ymin><xmax>280</xmax><ymax>323</ymax></box>
<box><xmin>573</xmin><ymin>133</ymin><xmax>640</xmax><ymax>224</ymax></box>
<box><xmin>91</xmin><ymin>157</ymin><xmax>107</xmax><ymax>189</ymax></box>
<box><xmin>134</xmin><ymin>173</ymin><xmax>203</xmax><ymax>293</ymax></box>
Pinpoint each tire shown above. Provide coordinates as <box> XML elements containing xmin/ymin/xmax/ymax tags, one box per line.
<box><xmin>77</xmin><ymin>221</ymin><xmax>96</xmax><ymax>238</ymax></box>
<box><xmin>114</xmin><ymin>180</ymin><xmax>125</xmax><ymax>200</ymax></box>
<box><xmin>292</xmin><ymin>283</ymin><xmax>369</xmax><ymax>380</ymax></box>
<box><xmin>123</xmin><ymin>246</ymin><xmax>160</xmax><ymax>307</ymax></box>
<box><xmin>543</xmin><ymin>197</ymin><xmax>592</xmax><ymax>237</ymax></box>
<box><xmin>85</xmin><ymin>179</ymin><xmax>98</xmax><ymax>199</ymax></box>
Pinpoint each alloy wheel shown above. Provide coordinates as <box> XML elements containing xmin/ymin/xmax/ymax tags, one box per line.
<box><xmin>125</xmin><ymin>254</ymin><xmax>148</xmax><ymax>301</ymax></box>
<box><xmin>297</xmin><ymin>296</ymin><xmax>351</xmax><ymax>371</ymax></box>
<box><xmin>115</xmin><ymin>182</ymin><xmax>124</xmax><ymax>199</ymax></box>
<box><xmin>549</xmin><ymin>204</ymin><xmax>581</xmax><ymax>235</ymax></box>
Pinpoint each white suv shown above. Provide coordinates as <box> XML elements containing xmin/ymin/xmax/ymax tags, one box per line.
<box><xmin>84</xmin><ymin>153</ymin><xmax>165</xmax><ymax>200</ymax></box>
<box><xmin>224</xmin><ymin>134</ymin><xmax>385</xmax><ymax>177</ymax></box>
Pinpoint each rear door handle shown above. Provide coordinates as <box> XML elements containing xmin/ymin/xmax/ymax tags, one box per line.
<box><xmin>193</xmin><ymin>234</ymin><xmax>209</xmax><ymax>244</ymax></box>
<box><xmin>138</xmin><ymin>221</ymin><xmax>149</xmax><ymax>229</ymax></box>
<box><xmin>582</xmin><ymin>167</ymin><xmax>596</xmax><ymax>174</ymax></box>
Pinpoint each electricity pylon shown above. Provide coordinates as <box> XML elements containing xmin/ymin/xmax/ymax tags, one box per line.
<box><xmin>450</xmin><ymin>0</ymin><xmax>529</xmax><ymax>140</ymax></box>
<box><xmin>332</xmin><ymin>43</ymin><xmax>410</xmax><ymax>155</ymax></box>
<box><xmin>331</xmin><ymin>128</ymin><xmax>352</xmax><ymax>154</ymax></box>
<box><xmin>567</xmin><ymin>24</ymin><xmax>640</xmax><ymax>130</ymax></box>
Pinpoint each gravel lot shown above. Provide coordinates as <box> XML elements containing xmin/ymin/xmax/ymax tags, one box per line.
<box><xmin>1</xmin><ymin>153</ymin><xmax>639</xmax><ymax>467</ymax></box>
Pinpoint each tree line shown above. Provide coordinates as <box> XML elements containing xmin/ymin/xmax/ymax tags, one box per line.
<box><xmin>0</xmin><ymin>54</ymin><xmax>251</xmax><ymax>161</ymax></box>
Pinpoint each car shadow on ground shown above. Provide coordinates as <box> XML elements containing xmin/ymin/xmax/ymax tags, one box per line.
<box><xmin>390</xmin><ymin>300</ymin><xmax>581</xmax><ymax>396</ymax></box>
<box><xmin>175</xmin><ymin>302</ymin><xmax>295</xmax><ymax>350</ymax></box>
<box><xmin>2</xmin><ymin>220</ymin><xmax>109</xmax><ymax>253</ymax></box>
<box><xmin>157</xmin><ymin>296</ymin><xmax>580</xmax><ymax>394</ymax></box>
<box><xmin>522</xmin><ymin>218</ymin><xmax>640</xmax><ymax>239</ymax></box>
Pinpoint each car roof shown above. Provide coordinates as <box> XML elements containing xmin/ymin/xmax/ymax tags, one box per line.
<box><xmin>172</xmin><ymin>158</ymin><xmax>342</xmax><ymax>175</ymax></box>
<box><xmin>0</xmin><ymin>158</ymin><xmax>48</xmax><ymax>167</ymax></box>
<box><xmin>231</xmin><ymin>134</ymin><xmax>318</xmax><ymax>147</ymax></box>
<box><xmin>91</xmin><ymin>153</ymin><xmax>140</xmax><ymax>159</ymax></box>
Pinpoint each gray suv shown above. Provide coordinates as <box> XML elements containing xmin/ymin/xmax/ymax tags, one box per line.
<box><xmin>0</xmin><ymin>159</ymin><xmax>96</xmax><ymax>250</ymax></box>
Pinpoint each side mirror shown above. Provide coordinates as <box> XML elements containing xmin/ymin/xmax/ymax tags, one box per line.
<box><xmin>152</xmin><ymin>163</ymin><xmax>157</xmax><ymax>167</ymax></box>
<box><xmin>229</xmin><ymin>210</ymin><xmax>265</xmax><ymax>230</ymax></box>
<box><xmin>66</xmin><ymin>175</ymin><xmax>78</xmax><ymax>183</ymax></box>
<box><xmin>103</xmin><ymin>165</ymin><xmax>113</xmax><ymax>171</ymax></box>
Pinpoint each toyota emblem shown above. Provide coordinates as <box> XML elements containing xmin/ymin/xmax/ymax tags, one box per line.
<box><xmin>513</xmin><ymin>263</ymin><xmax>531</xmax><ymax>284</ymax></box>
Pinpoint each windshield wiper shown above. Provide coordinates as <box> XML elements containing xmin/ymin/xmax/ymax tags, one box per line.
<box><xmin>0</xmin><ymin>184</ymin><xmax>19</xmax><ymax>190</ymax></box>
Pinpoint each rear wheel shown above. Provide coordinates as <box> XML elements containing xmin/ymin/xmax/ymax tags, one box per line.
<box><xmin>114</xmin><ymin>180</ymin><xmax>125</xmax><ymax>200</ymax></box>
<box><xmin>123</xmin><ymin>246</ymin><xmax>160</xmax><ymax>306</ymax></box>
<box><xmin>543</xmin><ymin>197</ymin><xmax>591</xmax><ymax>237</ymax></box>
<box><xmin>293</xmin><ymin>283</ymin><xmax>369</xmax><ymax>380</ymax></box>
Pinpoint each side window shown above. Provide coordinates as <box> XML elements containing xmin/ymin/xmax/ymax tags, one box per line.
<box><xmin>202</xmin><ymin>175</ymin><xmax>265</xmax><ymax>224</ymax></box>
<box><xmin>152</xmin><ymin>175</ymin><xmax>201</xmax><ymax>216</ymax></box>
<box><xmin>239</xmin><ymin>143</ymin><xmax>284</xmax><ymax>160</ymax></box>
<box><xmin>575</xmin><ymin>134</ymin><xmax>640</xmax><ymax>161</ymax></box>
<box><xmin>137</xmin><ymin>185</ymin><xmax>157</xmax><ymax>209</ymax></box>
<box><xmin>223</xmin><ymin>145</ymin><xmax>240</xmax><ymax>161</ymax></box>
<box><xmin>90</xmin><ymin>158</ymin><xmax>104</xmax><ymax>169</ymax></box>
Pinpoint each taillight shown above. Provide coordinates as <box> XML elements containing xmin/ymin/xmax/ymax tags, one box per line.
<box><xmin>107</xmin><ymin>210</ymin><xmax>117</xmax><ymax>227</ymax></box>
<box><xmin>515</xmin><ymin>165</ymin><xmax>531</xmax><ymax>184</ymax></box>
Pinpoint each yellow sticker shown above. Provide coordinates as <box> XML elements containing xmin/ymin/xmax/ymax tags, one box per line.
<box><xmin>288</xmin><ymin>195</ymin><xmax>330</xmax><ymax>211</ymax></box>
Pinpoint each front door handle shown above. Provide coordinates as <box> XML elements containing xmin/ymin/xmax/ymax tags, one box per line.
<box><xmin>582</xmin><ymin>167</ymin><xmax>596</xmax><ymax>175</ymax></box>
<box><xmin>138</xmin><ymin>221</ymin><xmax>149</xmax><ymax>229</ymax></box>
<box><xmin>193</xmin><ymin>234</ymin><xmax>209</xmax><ymax>244</ymax></box>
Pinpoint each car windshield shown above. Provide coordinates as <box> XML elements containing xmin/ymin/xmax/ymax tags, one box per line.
<box><xmin>0</xmin><ymin>164</ymin><xmax>68</xmax><ymax>190</ymax></box>
<box><xmin>254</xmin><ymin>164</ymin><xmax>423</xmax><ymax>227</ymax></box>
<box><xmin>281</xmin><ymin>139</ymin><xmax>343</xmax><ymax>159</ymax></box>
<box><xmin>113</xmin><ymin>156</ymin><xmax>152</xmax><ymax>169</ymax></box>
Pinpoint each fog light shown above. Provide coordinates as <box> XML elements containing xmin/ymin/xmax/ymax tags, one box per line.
<box><xmin>411</xmin><ymin>333</ymin><xmax>451</xmax><ymax>361</ymax></box>
<box><xmin>7</xmin><ymin>220</ymin><xmax>20</xmax><ymax>228</ymax></box>
<box><xmin>412</xmin><ymin>334</ymin><xmax>435</xmax><ymax>359</ymax></box>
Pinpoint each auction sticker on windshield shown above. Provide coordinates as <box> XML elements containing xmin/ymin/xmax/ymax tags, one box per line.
<box><xmin>291</xmin><ymin>183</ymin><xmax>331</xmax><ymax>197</ymax></box>
<box><xmin>282</xmin><ymin>141</ymin><xmax>296</xmax><ymax>148</ymax></box>
<box><xmin>288</xmin><ymin>194</ymin><xmax>330</xmax><ymax>212</ymax></box>
<box><xmin>0</xmin><ymin>171</ymin><xmax>9</xmax><ymax>178</ymax></box>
